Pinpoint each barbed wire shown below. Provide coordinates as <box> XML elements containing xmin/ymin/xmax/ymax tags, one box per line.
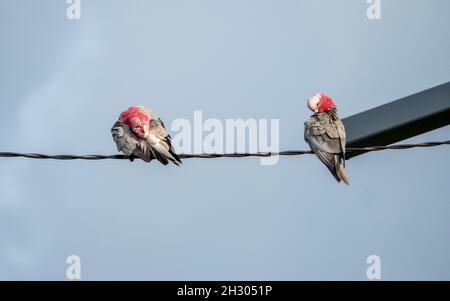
<box><xmin>0</xmin><ymin>140</ymin><xmax>448</xmax><ymax>161</ymax></box>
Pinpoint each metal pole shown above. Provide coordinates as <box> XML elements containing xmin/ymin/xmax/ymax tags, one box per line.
<box><xmin>344</xmin><ymin>82</ymin><xmax>450</xmax><ymax>159</ymax></box>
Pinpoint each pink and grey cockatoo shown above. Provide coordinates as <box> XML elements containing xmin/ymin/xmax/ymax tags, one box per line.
<box><xmin>304</xmin><ymin>93</ymin><xmax>349</xmax><ymax>185</ymax></box>
<box><xmin>111</xmin><ymin>106</ymin><xmax>182</xmax><ymax>166</ymax></box>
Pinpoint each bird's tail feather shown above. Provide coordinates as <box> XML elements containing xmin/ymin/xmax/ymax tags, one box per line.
<box><xmin>169</xmin><ymin>148</ymin><xmax>182</xmax><ymax>166</ymax></box>
<box><xmin>336</xmin><ymin>159</ymin><xmax>350</xmax><ymax>185</ymax></box>
<box><xmin>151</xmin><ymin>143</ymin><xmax>181</xmax><ymax>166</ymax></box>
<box><xmin>165</xmin><ymin>137</ymin><xmax>182</xmax><ymax>166</ymax></box>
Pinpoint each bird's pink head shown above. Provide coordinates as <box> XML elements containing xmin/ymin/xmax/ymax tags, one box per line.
<box><xmin>119</xmin><ymin>106</ymin><xmax>150</xmax><ymax>138</ymax></box>
<box><xmin>307</xmin><ymin>92</ymin><xmax>334</xmax><ymax>113</ymax></box>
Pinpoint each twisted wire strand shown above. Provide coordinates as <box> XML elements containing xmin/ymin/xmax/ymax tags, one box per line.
<box><xmin>0</xmin><ymin>140</ymin><xmax>448</xmax><ymax>161</ymax></box>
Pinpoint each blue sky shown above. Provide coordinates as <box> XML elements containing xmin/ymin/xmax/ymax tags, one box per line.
<box><xmin>0</xmin><ymin>0</ymin><xmax>449</xmax><ymax>280</ymax></box>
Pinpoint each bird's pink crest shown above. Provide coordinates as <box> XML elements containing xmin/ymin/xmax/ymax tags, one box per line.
<box><xmin>119</xmin><ymin>106</ymin><xmax>151</xmax><ymax>137</ymax></box>
<box><xmin>119</xmin><ymin>106</ymin><xmax>149</xmax><ymax>124</ymax></box>
<box><xmin>317</xmin><ymin>93</ymin><xmax>334</xmax><ymax>112</ymax></box>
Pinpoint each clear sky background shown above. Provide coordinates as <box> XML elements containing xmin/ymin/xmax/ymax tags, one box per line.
<box><xmin>0</xmin><ymin>0</ymin><xmax>449</xmax><ymax>280</ymax></box>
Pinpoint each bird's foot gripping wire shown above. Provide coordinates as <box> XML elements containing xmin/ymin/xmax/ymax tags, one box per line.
<box><xmin>128</xmin><ymin>154</ymin><xmax>136</xmax><ymax>162</ymax></box>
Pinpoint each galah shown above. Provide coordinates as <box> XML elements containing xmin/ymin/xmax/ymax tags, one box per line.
<box><xmin>304</xmin><ymin>93</ymin><xmax>349</xmax><ymax>185</ymax></box>
<box><xmin>111</xmin><ymin>106</ymin><xmax>182</xmax><ymax>166</ymax></box>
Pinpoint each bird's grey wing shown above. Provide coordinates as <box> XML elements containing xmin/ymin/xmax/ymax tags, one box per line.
<box><xmin>335</xmin><ymin>119</ymin><xmax>346</xmax><ymax>155</ymax></box>
<box><xmin>315</xmin><ymin>113</ymin><xmax>346</xmax><ymax>154</ymax></box>
<box><xmin>305</xmin><ymin>116</ymin><xmax>340</xmax><ymax>154</ymax></box>
<box><xmin>111</xmin><ymin>121</ymin><xmax>153</xmax><ymax>162</ymax></box>
<box><xmin>111</xmin><ymin>121</ymin><xmax>138</xmax><ymax>155</ymax></box>
<box><xmin>305</xmin><ymin>114</ymin><xmax>349</xmax><ymax>184</ymax></box>
<box><xmin>148</xmin><ymin>118</ymin><xmax>182</xmax><ymax>166</ymax></box>
<box><xmin>304</xmin><ymin>116</ymin><xmax>342</xmax><ymax>181</ymax></box>
<box><xmin>318</xmin><ymin>114</ymin><xmax>346</xmax><ymax>155</ymax></box>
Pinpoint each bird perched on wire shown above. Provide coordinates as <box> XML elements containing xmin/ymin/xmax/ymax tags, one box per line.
<box><xmin>111</xmin><ymin>106</ymin><xmax>182</xmax><ymax>166</ymax></box>
<box><xmin>304</xmin><ymin>93</ymin><xmax>349</xmax><ymax>185</ymax></box>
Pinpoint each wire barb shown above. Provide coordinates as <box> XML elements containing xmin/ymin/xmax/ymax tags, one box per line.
<box><xmin>0</xmin><ymin>140</ymin><xmax>448</xmax><ymax>161</ymax></box>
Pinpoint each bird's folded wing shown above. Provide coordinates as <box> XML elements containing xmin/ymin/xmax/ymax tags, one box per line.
<box><xmin>305</xmin><ymin>116</ymin><xmax>342</xmax><ymax>154</ymax></box>
<box><xmin>149</xmin><ymin>118</ymin><xmax>171</xmax><ymax>150</ymax></box>
<box><xmin>111</xmin><ymin>121</ymin><xmax>153</xmax><ymax>162</ymax></box>
<box><xmin>148</xmin><ymin>118</ymin><xmax>182</xmax><ymax>166</ymax></box>
<box><xmin>111</xmin><ymin>121</ymin><xmax>139</xmax><ymax>155</ymax></box>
